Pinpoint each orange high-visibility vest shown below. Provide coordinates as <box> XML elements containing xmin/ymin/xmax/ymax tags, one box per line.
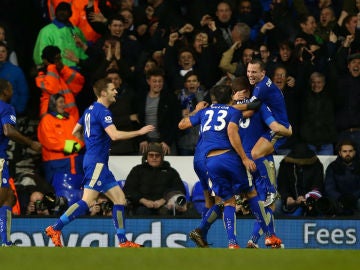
<box><xmin>9</xmin><ymin>178</ymin><xmax>21</xmax><ymax>215</ymax></box>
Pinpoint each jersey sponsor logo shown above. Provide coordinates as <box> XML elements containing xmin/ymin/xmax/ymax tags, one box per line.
<box><xmin>104</xmin><ymin>116</ymin><xmax>112</xmax><ymax>124</ymax></box>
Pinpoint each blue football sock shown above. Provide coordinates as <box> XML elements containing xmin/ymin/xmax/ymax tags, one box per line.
<box><xmin>254</xmin><ymin>156</ymin><xmax>276</xmax><ymax>193</ymax></box>
<box><xmin>248</xmin><ymin>196</ymin><xmax>271</xmax><ymax>236</ymax></box>
<box><xmin>223</xmin><ymin>205</ymin><xmax>238</xmax><ymax>246</ymax></box>
<box><xmin>112</xmin><ymin>204</ymin><xmax>127</xmax><ymax>243</ymax></box>
<box><xmin>250</xmin><ymin>206</ymin><xmax>275</xmax><ymax>243</ymax></box>
<box><xmin>250</xmin><ymin>221</ymin><xmax>262</xmax><ymax>244</ymax></box>
<box><xmin>266</xmin><ymin>207</ymin><xmax>275</xmax><ymax>235</ymax></box>
<box><xmin>53</xmin><ymin>200</ymin><xmax>89</xmax><ymax>231</ymax></box>
<box><xmin>0</xmin><ymin>206</ymin><xmax>12</xmax><ymax>244</ymax></box>
<box><xmin>198</xmin><ymin>204</ymin><xmax>222</xmax><ymax>240</ymax></box>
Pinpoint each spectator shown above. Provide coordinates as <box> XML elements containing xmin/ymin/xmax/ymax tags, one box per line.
<box><xmin>35</xmin><ymin>45</ymin><xmax>85</xmax><ymax>120</ymax></box>
<box><xmin>267</xmin><ymin>40</ymin><xmax>297</xmax><ymax>80</ymax></box>
<box><xmin>37</xmin><ymin>94</ymin><xmax>84</xmax><ymax>185</ymax></box>
<box><xmin>299</xmin><ymin>72</ymin><xmax>337</xmax><ymax>155</ymax></box>
<box><xmin>90</xmin><ymin>14</ymin><xmax>142</xmax><ymax>73</ymax></box>
<box><xmin>47</xmin><ymin>0</ymin><xmax>72</xmax><ymax>21</ymax></box>
<box><xmin>176</xmin><ymin>71</ymin><xmax>210</xmax><ymax>155</ymax></box>
<box><xmin>191</xmin><ymin>30</ymin><xmax>222</xmax><ymax>89</ymax></box>
<box><xmin>324</xmin><ymin>139</ymin><xmax>360</xmax><ymax>216</ymax></box>
<box><xmin>219</xmin><ymin>39</ymin><xmax>254</xmax><ymax>77</ymax></box>
<box><xmin>123</xmin><ymin>142</ymin><xmax>188</xmax><ymax>216</ymax></box>
<box><xmin>107</xmin><ymin>69</ymin><xmax>140</xmax><ymax>155</ymax></box>
<box><xmin>163</xmin><ymin>29</ymin><xmax>197</xmax><ymax>93</ymax></box>
<box><xmin>137</xmin><ymin>67</ymin><xmax>182</xmax><ymax>155</ymax></box>
<box><xmin>0</xmin><ymin>23</ymin><xmax>18</xmax><ymax>66</ymax></box>
<box><xmin>25</xmin><ymin>189</ymin><xmax>68</xmax><ymax>216</ymax></box>
<box><xmin>334</xmin><ymin>53</ymin><xmax>360</xmax><ymax>150</ymax></box>
<box><xmin>69</xmin><ymin>0</ymin><xmax>101</xmax><ymax>43</ymax></box>
<box><xmin>276</xmin><ymin>143</ymin><xmax>325</xmax><ymax>217</ymax></box>
<box><xmin>336</xmin><ymin>13</ymin><xmax>360</xmax><ymax>54</ymax></box>
<box><xmin>272</xmin><ymin>65</ymin><xmax>300</xmax><ymax>155</ymax></box>
<box><xmin>258</xmin><ymin>0</ymin><xmax>298</xmax><ymax>53</ymax></box>
<box><xmin>33</xmin><ymin>2</ymin><xmax>88</xmax><ymax>69</ymax></box>
<box><xmin>235</xmin><ymin>0</ymin><xmax>263</xmax><ymax>42</ymax></box>
<box><xmin>0</xmin><ymin>42</ymin><xmax>29</xmax><ymax>116</ymax></box>
<box><xmin>88</xmin><ymin>193</ymin><xmax>113</xmax><ymax>216</ymax></box>
<box><xmin>315</xmin><ymin>6</ymin><xmax>338</xmax><ymax>43</ymax></box>
<box><xmin>210</xmin><ymin>1</ymin><xmax>235</xmax><ymax>50</ymax></box>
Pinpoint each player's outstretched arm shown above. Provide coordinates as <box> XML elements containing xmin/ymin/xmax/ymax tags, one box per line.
<box><xmin>178</xmin><ymin>101</ymin><xmax>208</xmax><ymax>130</ymax></box>
<box><xmin>3</xmin><ymin>123</ymin><xmax>41</xmax><ymax>152</ymax></box>
<box><xmin>105</xmin><ymin>124</ymin><xmax>155</xmax><ymax>141</ymax></box>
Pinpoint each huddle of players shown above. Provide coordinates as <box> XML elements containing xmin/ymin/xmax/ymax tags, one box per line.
<box><xmin>179</xmin><ymin>59</ymin><xmax>292</xmax><ymax>248</ymax></box>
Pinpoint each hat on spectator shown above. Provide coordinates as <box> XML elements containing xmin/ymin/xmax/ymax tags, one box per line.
<box><xmin>142</xmin><ymin>142</ymin><xmax>164</xmax><ymax>163</ymax></box>
<box><xmin>347</xmin><ymin>53</ymin><xmax>360</xmax><ymax>62</ymax></box>
<box><xmin>147</xmin><ymin>142</ymin><xmax>163</xmax><ymax>155</ymax></box>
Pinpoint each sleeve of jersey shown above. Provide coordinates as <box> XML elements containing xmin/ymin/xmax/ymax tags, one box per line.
<box><xmin>1</xmin><ymin>107</ymin><xmax>16</xmax><ymax>125</ymax></box>
<box><xmin>100</xmin><ymin>109</ymin><xmax>114</xmax><ymax>129</ymax></box>
<box><xmin>189</xmin><ymin>112</ymin><xmax>201</xmax><ymax>127</ymax></box>
<box><xmin>230</xmin><ymin>108</ymin><xmax>242</xmax><ymax>124</ymax></box>
<box><xmin>260</xmin><ymin>105</ymin><xmax>276</xmax><ymax>126</ymax></box>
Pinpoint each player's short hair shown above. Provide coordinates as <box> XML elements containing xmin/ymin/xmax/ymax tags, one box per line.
<box><xmin>248</xmin><ymin>59</ymin><xmax>266</xmax><ymax>71</ymax></box>
<box><xmin>93</xmin><ymin>78</ymin><xmax>112</xmax><ymax>97</ymax></box>
<box><xmin>210</xmin><ymin>84</ymin><xmax>233</xmax><ymax>104</ymax></box>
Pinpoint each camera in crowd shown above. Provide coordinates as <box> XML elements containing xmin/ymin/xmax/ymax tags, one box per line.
<box><xmin>97</xmin><ymin>201</ymin><xmax>114</xmax><ymax>214</ymax></box>
<box><xmin>174</xmin><ymin>194</ymin><xmax>187</xmax><ymax>207</ymax></box>
<box><xmin>165</xmin><ymin>191</ymin><xmax>188</xmax><ymax>215</ymax></box>
<box><xmin>302</xmin><ymin>195</ymin><xmax>334</xmax><ymax>216</ymax></box>
<box><xmin>34</xmin><ymin>193</ymin><xmax>68</xmax><ymax>214</ymax></box>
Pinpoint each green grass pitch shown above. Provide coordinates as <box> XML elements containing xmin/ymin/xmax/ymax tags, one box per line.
<box><xmin>1</xmin><ymin>248</ymin><xmax>359</xmax><ymax>270</ymax></box>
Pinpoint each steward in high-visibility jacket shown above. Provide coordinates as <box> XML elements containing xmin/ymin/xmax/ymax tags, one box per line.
<box><xmin>35</xmin><ymin>45</ymin><xmax>84</xmax><ymax>120</ymax></box>
<box><xmin>69</xmin><ymin>0</ymin><xmax>102</xmax><ymax>43</ymax></box>
<box><xmin>37</xmin><ymin>94</ymin><xmax>84</xmax><ymax>185</ymax></box>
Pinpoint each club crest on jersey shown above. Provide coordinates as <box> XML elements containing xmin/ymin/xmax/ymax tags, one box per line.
<box><xmin>2</xmin><ymin>178</ymin><xmax>7</xmax><ymax>184</ymax></box>
<box><xmin>104</xmin><ymin>116</ymin><xmax>112</xmax><ymax>123</ymax></box>
<box><xmin>266</xmin><ymin>78</ymin><xmax>272</xmax><ymax>87</ymax></box>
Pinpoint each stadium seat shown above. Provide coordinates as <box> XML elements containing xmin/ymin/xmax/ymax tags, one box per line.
<box><xmin>191</xmin><ymin>181</ymin><xmax>205</xmax><ymax>215</ymax></box>
<box><xmin>52</xmin><ymin>173</ymin><xmax>83</xmax><ymax>191</ymax></box>
<box><xmin>56</xmin><ymin>189</ymin><xmax>83</xmax><ymax>206</ymax></box>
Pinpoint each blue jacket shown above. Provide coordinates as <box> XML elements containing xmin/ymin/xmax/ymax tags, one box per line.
<box><xmin>0</xmin><ymin>61</ymin><xmax>29</xmax><ymax>115</ymax></box>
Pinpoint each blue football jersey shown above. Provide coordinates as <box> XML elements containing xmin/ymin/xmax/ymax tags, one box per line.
<box><xmin>251</xmin><ymin>76</ymin><xmax>289</xmax><ymax>128</ymax></box>
<box><xmin>0</xmin><ymin>100</ymin><xmax>16</xmax><ymax>158</ymax></box>
<box><xmin>239</xmin><ymin>102</ymin><xmax>276</xmax><ymax>155</ymax></box>
<box><xmin>190</xmin><ymin>104</ymin><xmax>243</xmax><ymax>157</ymax></box>
<box><xmin>79</xmin><ymin>102</ymin><xmax>114</xmax><ymax>165</ymax></box>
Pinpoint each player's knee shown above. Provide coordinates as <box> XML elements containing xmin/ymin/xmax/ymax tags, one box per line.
<box><xmin>251</xmin><ymin>149</ymin><xmax>261</xmax><ymax>160</ymax></box>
